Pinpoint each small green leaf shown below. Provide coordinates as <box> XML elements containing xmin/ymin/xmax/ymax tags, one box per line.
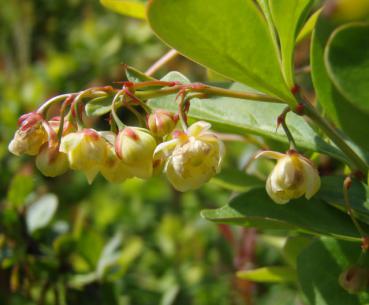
<box><xmin>85</xmin><ymin>96</ymin><xmax>112</xmax><ymax>117</ymax></box>
<box><xmin>298</xmin><ymin>238</ymin><xmax>369</xmax><ymax>305</ymax></box>
<box><xmin>148</xmin><ymin>72</ymin><xmax>347</xmax><ymax>164</ymax></box>
<box><xmin>311</xmin><ymin>17</ymin><xmax>369</xmax><ymax>152</ymax></box>
<box><xmin>124</xmin><ymin>65</ymin><xmax>156</xmax><ymax>83</ymax></box>
<box><xmin>100</xmin><ymin>0</ymin><xmax>146</xmax><ymax>19</ymax></box>
<box><xmin>26</xmin><ymin>194</ymin><xmax>58</xmax><ymax>234</ymax></box>
<box><xmin>201</xmin><ymin>188</ymin><xmax>368</xmax><ymax>241</ymax></box>
<box><xmin>269</xmin><ymin>0</ymin><xmax>313</xmax><ymax>86</ymax></box>
<box><xmin>326</xmin><ymin>23</ymin><xmax>369</xmax><ymax>114</ymax></box>
<box><xmin>296</xmin><ymin>8</ymin><xmax>322</xmax><ymax>43</ymax></box>
<box><xmin>237</xmin><ymin>266</ymin><xmax>297</xmax><ymax>283</ymax></box>
<box><xmin>147</xmin><ymin>0</ymin><xmax>295</xmax><ymax>104</ymax></box>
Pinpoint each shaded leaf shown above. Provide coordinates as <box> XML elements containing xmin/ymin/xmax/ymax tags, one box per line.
<box><xmin>311</xmin><ymin>17</ymin><xmax>369</xmax><ymax>152</ymax></box>
<box><xmin>297</xmin><ymin>238</ymin><xmax>369</xmax><ymax>305</ymax></box>
<box><xmin>326</xmin><ymin>23</ymin><xmax>369</xmax><ymax>114</ymax></box>
<box><xmin>210</xmin><ymin>169</ymin><xmax>263</xmax><ymax>193</ymax></box>
<box><xmin>201</xmin><ymin>188</ymin><xmax>368</xmax><ymax>241</ymax></box>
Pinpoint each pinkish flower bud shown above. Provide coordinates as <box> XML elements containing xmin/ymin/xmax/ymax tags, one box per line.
<box><xmin>146</xmin><ymin>109</ymin><xmax>178</xmax><ymax>137</ymax></box>
<box><xmin>339</xmin><ymin>265</ymin><xmax>369</xmax><ymax>294</ymax></box>
<box><xmin>8</xmin><ymin>112</ymin><xmax>47</xmax><ymax>156</ymax></box>
<box><xmin>35</xmin><ymin>144</ymin><xmax>69</xmax><ymax>177</ymax></box>
<box><xmin>115</xmin><ymin>127</ymin><xmax>156</xmax><ymax>179</ymax></box>
<box><xmin>60</xmin><ymin>129</ymin><xmax>107</xmax><ymax>183</ymax></box>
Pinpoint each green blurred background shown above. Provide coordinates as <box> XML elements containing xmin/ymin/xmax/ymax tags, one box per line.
<box><xmin>0</xmin><ymin>1</ymin><xmax>301</xmax><ymax>304</ymax></box>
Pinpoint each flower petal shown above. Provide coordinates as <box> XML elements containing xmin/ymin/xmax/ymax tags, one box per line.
<box><xmin>254</xmin><ymin>150</ymin><xmax>285</xmax><ymax>160</ymax></box>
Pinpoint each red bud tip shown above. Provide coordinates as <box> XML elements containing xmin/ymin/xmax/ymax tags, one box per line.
<box><xmin>123</xmin><ymin>127</ymin><xmax>139</xmax><ymax>141</ymax></box>
<box><xmin>291</xmin><ymin>84</ymin><xmax>300</xmax><ymax>95</ymax></box>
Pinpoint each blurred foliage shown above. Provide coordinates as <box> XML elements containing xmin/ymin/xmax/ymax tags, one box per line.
<box><xmin>0</xmin><ymin>1</ymin><xmax>305</xmax><ymax>305</ymax></box>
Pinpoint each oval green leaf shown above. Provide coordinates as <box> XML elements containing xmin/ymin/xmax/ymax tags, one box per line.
<box><xmin>201</xmin><ymin>188</ymin><xmax>368</xmax><ymax>241</ymax></box>
<box><xmin>147</xmin><ymin>0</ymin><xmax>295</xmax><ymax>104</ymax></box>
<box><xmin>311</xmin><ymin>17</ymin><xmax>369</xmax><ymax>152</ymax></box>
<box><xmin>326</xmin><ymin>22</ymin><xmax>369</xmax><ymax>114</ymax></box>
<box><xmin>269</xmin><ymin>0</ymin><xmax>313</xmax><ymax>86</ymax></box>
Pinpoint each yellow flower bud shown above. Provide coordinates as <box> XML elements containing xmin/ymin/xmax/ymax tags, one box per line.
<box><xmin>35</xmin><ymin>144</ymin><xmax>69</xmax><ymax>177</ymax></box>
<box><xmin>60</xmin><ymin>129</ymin><xmax>107</xmax><ymax>183</ymax></box>
<box><xmin>339</xmin><ymin>265</ymin><xmax>369</xmax><ymax>294</ymax></box>
<box><xmin>154</xmin><ymin>121</ymin><xmax>224</xmax><ymax>192</ymax></box>
<box><xmin>99</xmin><ymin>132</ymin><xmax>133</xmax><ymax>183</ymax></box>
<box><xmin>8</xmin><ymin>113</ymin><xmax>47</xmax><ymax>156</ymax></box>
<box><xmin>256</xmin><ymin>150</ymin><xmax>321</xmax><ymax>204</ymax></box>
<box><xmin>146</xmin><ymin>109</ymin><xmax>178</xmax><ymax>137</ymax></box>
<box><xmin>115</xmin><ymin>127</ymin><xmax>156</xmax><ymax>179</ymax></box>
<box><xmin>324</xmin><ymin>0</ymin><xmax>369</xmax><ymax>22</ymax></box>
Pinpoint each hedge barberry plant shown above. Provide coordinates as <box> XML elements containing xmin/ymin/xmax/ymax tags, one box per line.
<box><xmin>8</xmin><ymin>0</ymin><xmax>369</xmax><ymax>303</ymax></box>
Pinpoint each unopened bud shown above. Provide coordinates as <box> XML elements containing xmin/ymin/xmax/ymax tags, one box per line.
<box><xmin>146</xmin><ymin>109</ymin><xmax>178</xmax><ymax>137</ymax></box>
<box><xmin>60</xmin><ymin>129</ymin><xmax>107</xmax><ymax>183</ymax></box>
<box><xmin>36</xmin><ymin>144</ymin><xmax>69</xmax><ymax>177</ymax></box>
<box><xmin>154</xmin><ymin>121</ymin><xmax>224</xmax><ymax>192</ymax></box>
<box><xmin>115</xmin><ymin>127</ymin><xmax>156</xmax><ymax>179</ymax></box>
<box><xmin>255</xmin><ymin>150</ymin><xmax>321</xmax><ymax>204</ymax></box>
<box><xmin>8</xmin><ymin>112</ymin><xmax>47</xmax><ymax>156</ymax></box>
<box><xmin>339</xmin><ymin>265</ymin><xmax>369</xmax><ymax>294</ymax></box>
<box><xmin>100</xmin><ymin>132</ymin><xmax>133</xmax><ymax>183</ymax></box>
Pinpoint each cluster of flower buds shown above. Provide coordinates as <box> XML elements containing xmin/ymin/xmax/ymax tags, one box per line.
<box><xmin>8</xmin><ymin>82</ymin><xmax>323</xmax><ymax>200</ymax></box>
<box><xmin>256</xmin><ymin>150</ymin><xmax>321</xmax><ymax>204</ymax></box>
<box><xmin>8</xmin><ymin>105</ymin><xmax>224</xmax><ymax>192</ymax></box>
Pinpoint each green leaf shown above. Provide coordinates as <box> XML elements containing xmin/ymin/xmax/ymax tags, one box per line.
<box><xmin>26</xmin><ymin>194</ymin><xmax>58</xmax><ymax>234</ymax></box>
<box><xmin>147</xmin><ymin>0</ymin><xmax>295</xmax><ymax>104</ymax></box>
<box><xmin>283</xmin><ymin>236</ymin><xmax>313</xmax><ymax>268</ymax></box>
<box><xmin>296</xmin><ymin>8</ymin><xmax>322</xmax><ymax>43</ymax></box>
<box><xmin>148</xmin><ymin>71</ymin><xmax>347</xmax><ymax>164</ymax></box>
<box><xmin>317</xmin><ymin>176</ymin><xmax>369</xmax><ymax>223</ymax></box>
<box><xmin>7</xmin><ymin>174</ymin><xmax>34</xmax><ymax>209</ymax></box>
<box><xmin>237</xmin><ymin>266</ymin><xmax>297</xmax><ymax>283</ymax></box>
<box><xmin>85</xmin><ymin>96</ymin><xmax>112</xmax><ymax>117</ymax></box>
<box><xmin>100</xmin><ymin>0</ymin><xmax>146</xmax><ymax>19</ymax></box>
<box><xmin>269</xmin><ymin>0</ymin><xmax>313</xmax><ymax>86</ymax></box>
<box><xmin>297</xmin><ymin>238</ymin><xmax>369</xmax><ymax>305</ymax></box>
<box><xmin>124</xmin><ymin>65</ymin><xmax>156</xmax><ymax>83</ymax></box>
<box><xmin>325</xmin><ymin>23</ymin><xmax>369</xmax><ymax>114</ymax></box>
<box><xmin>210</xmin><ymin>169</ymin><xmax>263</xmax><ymax>193</ymax></box>
<box><xmin>311</xmin><ymin>17</ymin><xmax>369</xmax><ymax>152</ymax></box>
<box><xmin>201</xmin><ymin>188</ymin><xmax>367</xmax><ymax>241</ymax></box>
